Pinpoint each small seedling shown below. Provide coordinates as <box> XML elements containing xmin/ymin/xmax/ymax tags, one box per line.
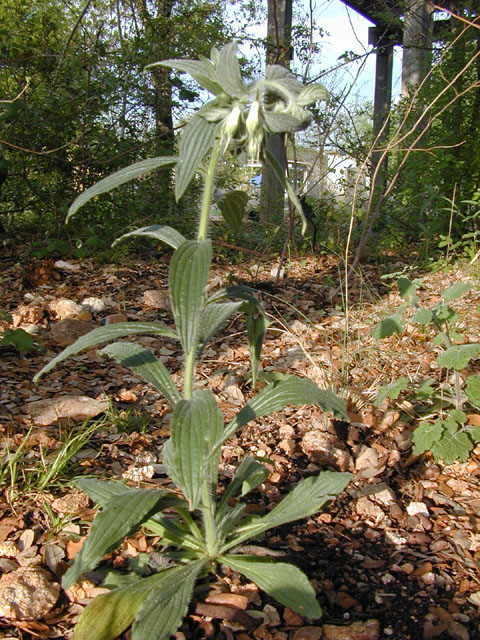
<box><xmin>35</xmin><ymin>43</ymin><xmax>351</xmax><ymax>640</ymax></box>
<box><xmin>374</xmin><ymin>277</ymin><xmax>480</xmax><ymax>463</ymax></box>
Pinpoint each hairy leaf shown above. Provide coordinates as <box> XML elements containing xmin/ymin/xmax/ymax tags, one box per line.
<box><xmin>99</xmin><ymin>342</ymin><xmax>181</xmax><ymax>407</ymax></box>
<box><xmin>437</xmin><ymin>344</ymin><xmax>480</xmax><ymax>370</ymax></box>
<box><xmin>218</xmin><ymin>377</ymin><xmax>348</xmax><ymax>448</ymax></box>
<box><xmin>198</xmin><ymin>302</ymin><xmax>243</xmax><ymax>353</ymax></box>
<box><xmin>466</xmin><ymin>375</ymin><xmax>480</xmax><ymax>408</ymax></box>
<box><xmin>63</xmin><ymin>490</ymin><xmax>170</xmax><ymax>589</ymax></box>
<box><xmin>374</xmin><ymin>376</ymin><xmax>409</xmax><ymax>407</ymax></box>
<box><xmin>431</xmin><ymin>420</ymin><xmax>473</xmax><ymax>463</ymax></box>
<box><xmin>263</xmin><ymin>110</ymin><xmax>310</xmax><ymax>134</ymax></box>
<box><xmin>222</xmin><ymin>555</ymin><xmax>322</xmax><ymax>620</ymax></box>
<box><xmin>397</xmin><ymin>278</ymin><xmax>417</xmax><ymax>301</ymax></box>
<box><xmin>72</xmin><ymin>573</ymin><xmax>162</xmax><ymax>640</ymax></box>
<box><xmin>441</xmin><ymin>282</ymin><xmax>471</xmax><ymax>302</ymax></box>
<box><xmin>176</xmin><ymin>114</ymin><xmax>216</xmax><ymax>201</ymax></box>
<box><xmin>164</xmin><ymin>390</ymin><xmax>223</xmax><ymax>509</ymax></box>
<box><xmin>132</xmin><ymin>560</ymin><xmax>205</xmax><ymax>640</ymax></box>
<box><xmin>246</xmin><ymin>306</ymin><xmax>268</xmax><ymax>388</ymax></box>
<box><xmin>265</xmin><ymin>150</ymin><xmax>307</xmax><ymax>234</ymax></box>
<box><xmin>216</xmin><ymin>190</ymin><xmax>249</xmax><ymax>233</ymax></box>
<box><xmin>216</xmin><ymin>42</ymin><xmax>245</xmax><ymax>98</ymax></box>
<box><xmin>113</xmin><ymin>225</ymin><xmax>186</xmax><ymax>250</ymax></box>
<box><xmin>228</xmin><ymin>471</ymin><xmax>351</xmax><ymax>548</ymax></box>
<box><xmin>217</xmin><ymin>457</ymin><xmax>269</xmax><ymax>516</ymax></box>
<box><xmin>265</xmin><ymin>65</ymin><xmax>305</xmax><ymax>95</ymax></box>
<box><xmin>34</xmin><ymin>322</ymin><xmax>178</xmax><ymax>382</ymax></box>
<box><xmin>412</xmin><ymin>421</ymin><xmax>444</xmax><ymax>455</ymax></box>
<box><xmin>372</xmin><ymin>314</ymin><xmax>404</xmax><ymax>339</ymax></box>
<box><xmin>169</xmin><ymin>240</ymin><xmax>212</xmax><ymax>354</ymax></box>
<box><xmin>297</xmin><ymin>83</ymin><xmax>328</xmax><ymax>106</ymax></box>
<box><xmin>67</xmin><ymin>157</ymin><xmax>177</xmax><ymax>221</ymax></box>
<box><xmin>412</xmin><ymin>308</ymin><xmax>433</xmax><ymax>325</ymax></box>
<box><xmin>151</xmin><ymin>59</ymin><xmax>223</xmax><ymax>95</ymax></box>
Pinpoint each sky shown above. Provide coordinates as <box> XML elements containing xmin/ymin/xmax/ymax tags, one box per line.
<box><xmin>307</xmin><ymin>0</ymin><xmax>403</xmax><ymax>99</ymax></box>
<box><xmin>232</xmin><ymin>0</ymin><xmax>404</xmax><ymax>102</ymax></box>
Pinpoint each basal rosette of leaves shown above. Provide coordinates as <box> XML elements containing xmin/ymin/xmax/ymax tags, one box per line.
<box><xmin>34</xmin><ymin>43</ymin><xmax>351</xmax><ymax>640</ymax></box>
<box><xmin>374</xmin><ymin>278</ymin><xmax>480</xmax><ymax>464</ymax></box>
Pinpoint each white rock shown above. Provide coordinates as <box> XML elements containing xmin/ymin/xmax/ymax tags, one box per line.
<box><xmin>47</xmin><ymin>298</ymin><xmax>91</xmax><ymax>321</ymax></box>
<box><xmin>407</xmin><ymin>501</ymin><xmax>430</xmax><ymax>517</ymax></box>
<box><xmin>0</xmin><ymin>567</ymin><xmax>60</xmax><ymax>620</ymax></box>
<box><xmin>81</xmin><ymin>296</ymin><xmax>107</xmax><ymax>314</ymax></box>
<box><xmin>24</xmin><ymin>395</ymin><xmax>109</xmax><ymax>426</ymax></box>
<box><xmin>54</xmin><ymin>260</ymin><xmax>80</xmax><ymax>273</ymax></box>
<box><xmin>142</xmin><ymin>289</ymin><xmax>171</xmax><ymax>310</ymax></box>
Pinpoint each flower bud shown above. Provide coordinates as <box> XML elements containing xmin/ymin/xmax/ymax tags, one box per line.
<box><xmin>246</xmin><ymin>100</ymin><xmax>261</xmax><ymax>134</ymax></box>
<box><xmin>223</xmin><ymin>105</ymin><xmax>241</xmax><ymax>137</ymax></box>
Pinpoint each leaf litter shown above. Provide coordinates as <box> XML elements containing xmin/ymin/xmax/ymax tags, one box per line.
<box><xmin>0</xmin><ymin>246</ymin><xmax>479</xmax><ymax>639</ymax></box>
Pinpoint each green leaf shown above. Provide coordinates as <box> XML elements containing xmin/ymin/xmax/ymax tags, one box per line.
<box><xmin>466</xmin><ymin>375</ymin><xmax>480</xmax><ymax>408</ymax></box>
<box><xmin>297</xmin><ymin>83</ymin><xmax>328</xmax><ymax>106</ymax></box>
<box><xmin>222</xmin><ymin>555</ymin><xmax>322</xmax><ymax>620</ymax></box>
<box><xmin>265</xmin><ymin>66</ymin><xmax>305</xmax><ymax>95</ymax></box>
<box><xmin>113</xmin><ymin>225</ymin><xmax>186</xmax><ymax>250</ymax></box>
<box><xmin>34</xmin><ymin>322</ymin><xmax>179</xmax><ymax>382</ymax></box>
<box><xmin>433</xmin><ymin>302</ymin><xmax>457</xmax><ymax>324</ymax></box>
<box><xmin>215</xmin><ymin>42</ymin><xmax>246</xmax><ymax>98</ymax></box>
<box><xmin>72</xmin><ymin>572</ymin><xmax>163</xmax><ymax>640</ymax></box>
<box><xmin>75</xmin><ymin>478</ymin><xmax>136</xmax><ymax>507</ymax></box>
<box><xmin>437</xmin><ymin>344</ymin><xmax>480</xmax><ymax>370</ymax></box>
<box><xmin>0</xmin><ymin>328</ymin><xmax>34</xmax><ymax>352</ymax></box>
<box><xmin>398</xmin><ymin>278</ymin><xmax>417</xmax><ymax>301</ymax></box>
<box><xmin>198</xmin><ymin>302</ymin><xmax>244</xmax><ymax>353</ymax></box>
<box><xmin>216</xmin><ymin>190</ymin><xmax>249</xmax><ymax>233</ymax></box>
<box><xmin>372</xmin><ymin>314</ymin><xmax>404</xmax><ymax>339</ymax></box>
<box><xmin>441</xmin><ymin>282</ymin><xmax>471</xmax><ymax>302</ymax></box>
<box><xmin>412</xmin><ymin>420</ymin><xmax>444</xmax><ymax>455</ymax></box>
<box><xmin>164</xmin><ymin>390</ymin><xmax>223</xmax><ymax>509</ymax></box>
<box><xmin>416</xmin><ymin>379</ymin><xmax>436</xmax><ymax>400</ymax></box>
<box><xmin>132</xmin><ymin>560</ymin><xmax>205</xmax><ymax>640</ymax></box>
<box><xmin>449</xmin><ymin>409</ymin><xmax>467</xmax><ymax>424</ymax></box>
<box><xmin>218</xmin><ymin>377</ymin><xmax>348</xmax><ymax>448</ymax></box>
<box><xmin>207</xmin><ymin>284</ymin><xmax>260</xmax><ymax>307</ymax></box>
<box><xmin>67</xmin><ymin>157</ymin><xmax>177</xmax><ymax>221</ymax></box>
<box><xmin>98</xmin><ymin>342</ymin><xmax>181</xmax><ymax>407</ymax></box>
<box><xmin>153</xmin><ymin>59</ymin><xmax>223</xmax><ymax>95</ymax></box>
<box><xmin>247</xmin><ymin>306</ymin><xmax>268</xmax><ymax>388</ymax></box>
<box><xmin>374</xmin><ymin>377</ymin><xmax>409</xmax><ymax>407</ymax></box>
<box><xmin>63</xmin><ymin>490</ymin><xmax>170</xmax><ymax>589</ymax></box>
<box><xmin>217</xmin><ymin>457</ymin><xmax>269</xmax><ymax>516</ymax></box>
<box><xmin>265</xmin><ymin>150</ymin><xmax>307</xmax><ymax>234</ymax></box>
<box><xmin>412</xmin><ymin>308</ymin><xmax>433</xmax><ymax>325</ymax></box>
<box><xmin>176</xmin><ymin>114</ymin><xmax>216</xmax><ymax>201</ymax></box>
<box><xmin>263</xmin><ymin>111</ymin><xmax>310</xmax><ymax>134</ymax></box>
<box><xmin>228</xmin><ymin>471</ymin><xmax>351</xmax><ymax>548</ymax></box>
<box><xmin>431</xmin><ymin>420</ymin><xmax>473</xmax><ymax>463</ymax></box>
<box><xmin>169</xmin><ymin>241</ymin><xmax>212</xmax><ymax>354</ymax></box>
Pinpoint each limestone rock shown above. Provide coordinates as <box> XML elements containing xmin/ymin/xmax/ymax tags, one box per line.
<box><xmin>323</xmin><ymin>619</ymin><xmax>380</xmax><ymax>640</ymax></box>
<box><xmin>0</xmin><ymin>567</ymin><xmax>60</xmax><ymax>620</ymax></box>
<box><xmin>47</xmin><ymin>298</ymin><xmax>92</xmax><ymax>321</ymax></box>
<box><xmin>81</xmin><ymin>296</ymin><xmax>107</xmax><ymax>314</ymax></box>
<box><xmin>301</xmin><ymin>430</ymin><xmax>354</xmax><ymax>472</ymax></box>
<box><xmin>142</xmin><ymin>289</ymin><xmax>171</xmax><ymax>310</ymax></box>
<box><xmin>24</xmin><ymin>395</ymin><xmax>109</xmax><ymax>426</ymax></box>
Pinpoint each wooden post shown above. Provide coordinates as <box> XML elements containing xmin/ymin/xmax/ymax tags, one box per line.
<box><xmin>402</xmin><ymin>0</ymin><xmax>433</xmax><ymax>95</ymax></box>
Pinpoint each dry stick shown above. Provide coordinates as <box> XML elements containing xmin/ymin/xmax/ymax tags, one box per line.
<box><xmin>337</xmin><ymin>21</ymin><xmax>480</xmax><ymax>301</ymax></box>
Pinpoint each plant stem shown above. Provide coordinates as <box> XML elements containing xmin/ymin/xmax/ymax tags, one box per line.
<box><xmin>183</xmin><ymin>349</ymin><xmax>196</xmax><ymax>400</ymax></box>
<box><xmin>197</xmin><ymin>138</ymin><xmax>222</xmax><ymax>242</ymax></box>
<box><xmin>201</xmin><ymin>483</ymin><xmax>217</xmax><ymax>557</ymax></box>
<box><xmin>433</xmin><ymin>319</ymin><xmax>463</xmax><ymax>411</ymax></box>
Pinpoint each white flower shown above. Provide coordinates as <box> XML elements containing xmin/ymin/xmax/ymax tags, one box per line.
<box><xmin>246</xmin><ymin>100</ymin><xmax>261</xmax><ymax>134</ymax></box>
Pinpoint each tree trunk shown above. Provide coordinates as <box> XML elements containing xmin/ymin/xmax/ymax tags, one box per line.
<box><xmin>261</xmin><ymin>0</ymin><xmax>292</xmax><ymax>223</ymax></box>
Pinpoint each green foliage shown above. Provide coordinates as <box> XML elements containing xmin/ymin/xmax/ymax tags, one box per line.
<box><xmin>36</xmin><ymin>43</ymin><xmax>350</xmax><ymax>638</ymax></box>
<box><xmin>374</xmin><ymin>277</ymin><xmax>479</xmax><ymax>464</ymax></box>
<box><xmin>0</xmin><ymin>327</ymin><xmax>34</xmax><ymax>353</ymax></box>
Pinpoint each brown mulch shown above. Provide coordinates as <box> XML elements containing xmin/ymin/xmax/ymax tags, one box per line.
<box><xmin>0</xmin><ymin>243</ymin><xmax>479</xmax><ymax>640</ymax></box>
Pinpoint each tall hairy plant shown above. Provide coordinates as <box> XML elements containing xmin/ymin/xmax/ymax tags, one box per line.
<box><xmin>35</xmin><ymin>43</ymin><xmax>351</xmax><ymax>640</ymax></box>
